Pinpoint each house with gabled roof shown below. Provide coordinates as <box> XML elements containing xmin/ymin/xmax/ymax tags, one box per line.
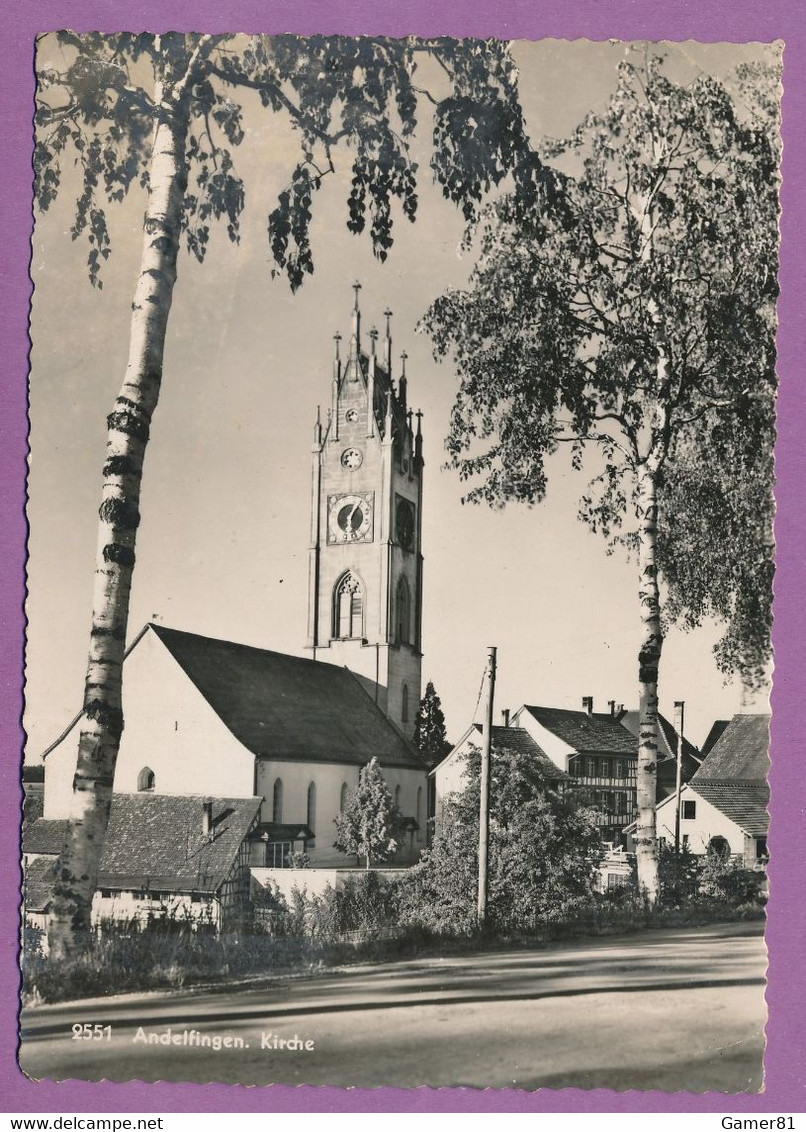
<box><xmin>651</xmin><ymin>713</ymin><xmax>769</xmax><ymax>867</ymax></box>
<box><xmin>433</xmin><ymin>722</ymin><xmax>567</xmax><ymax>827</ymax></box>
<box><xmin>42</xmin><ymin>622</ymin><xmax>429</xmax><ymax>868</ymax></box>
<box><xmin>23</xmin><ymin>793</ymin><xmax>262</xmax><ymax>934</ymax></box>
<box><xmin>509</xmin><ymin>699</ymin><xmax>639</xmax><ymax>843</ymax></box>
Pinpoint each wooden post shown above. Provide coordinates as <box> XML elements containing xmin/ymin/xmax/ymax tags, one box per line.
<box><xmin>674</xmin><ymin>700</ymin><xmax>685</xmax><ymax>856</ymax></box>
<box><xmin>477</xmin><ymin>646</ymin><xmax>497</xmax><ymax>927</ymax></box>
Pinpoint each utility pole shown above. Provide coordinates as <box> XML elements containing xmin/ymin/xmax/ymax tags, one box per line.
<box><xmin>674</xmin><ymin>700</ymin><xmax>685</xmax><ymax>857</ymax></box>
<box><xmin>477</xmin><ymin>646</ymin><xmax>497</xmax><ymax>927</ymax></box>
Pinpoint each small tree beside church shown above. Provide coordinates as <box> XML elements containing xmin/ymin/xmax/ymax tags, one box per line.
<box><xmin>334</xmin><ymin>759</ymin><xmax>404</xmax><ymax>869</ymax></box>
<box><xmin>413</xmin><ymin>681</ymin><xmax>451</xmax><ymax>768</ymax></box>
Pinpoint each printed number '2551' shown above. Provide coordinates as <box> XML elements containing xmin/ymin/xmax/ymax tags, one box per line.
<box><xmin>71</xmin><ymin>1023</ymin><xmax>112</xmax><ymax>1041</ymax></box>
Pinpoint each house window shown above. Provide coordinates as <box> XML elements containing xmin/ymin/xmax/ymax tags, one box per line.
<box><xmin>307</xmin><ymin>781</ymin><xmax>317</xmax><ymax>837</ymax></box>
<box><xmin>333</xmin><ymin>572</ymin><xmax>364</xmax><ymax>639</ymax></box>
<box><xmin>755</xmin><ymin>837</ymin><xmax>769</xmax><ymax>861</ymax></box>
<box><xmin>396</xmin><ymin>577</ymin><xmax>411</xmax><ymax>645</ymax></box>
<box><xmin>340</xmin><ymin>782</ymin><xmax>349</xmax><ymax>812</ymax></box>
<box><xmin>137</xmin><ymin>766</ymin><xmax>155</xmax><ymax>792</ymax></box>
<box><xmin>394</xmin><ymin>784</ymin><xmax>402</xmax><ymax>809</ymax></box>
<box><xmin>402</xmin><ymin>684</ymin><xmax>409</xmax><ymax>724</ymax></box>
<box><xmin>683</xmin><ymin>799</ymin><xmax>696</xmax><ymax>820</ymax></box>
<box><xmin>272</xmin><ymin>778</ymin><xmax>283</xmax><ymax>824</ymax></box>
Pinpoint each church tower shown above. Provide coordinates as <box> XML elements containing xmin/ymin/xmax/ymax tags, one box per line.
<box><xmin>307</xmin><ymin>285</ymin><xmax>423</xmax><ymax>740</ymax></box>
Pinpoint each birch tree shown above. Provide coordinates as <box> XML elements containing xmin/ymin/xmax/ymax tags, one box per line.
<box><xmin>421</xmin><ymin>51</ymin><xmax>779</xmax><ymax>902</ymax></box>
<box><xmin>35</xmin><ymin>32</ymin><xmax>527</xmax><ymax>957</ymax></box>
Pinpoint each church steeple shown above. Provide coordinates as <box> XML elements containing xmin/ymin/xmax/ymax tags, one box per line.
<box><xmin>307</xmin><ymin>289</ymin><xmax>424</xmax><ymax>740</ymax></box>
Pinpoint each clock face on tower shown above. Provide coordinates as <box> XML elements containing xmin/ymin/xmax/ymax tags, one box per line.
<box><xmin>327</xmin><ymin>493</ymin><xmax>374</xmax><ymax>544</ymax></box>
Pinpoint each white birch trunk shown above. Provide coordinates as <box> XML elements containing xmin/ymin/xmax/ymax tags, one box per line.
<box><xmin>48</xmin><ymin>83</ymin><xmax>189</xmax><ymax>959</ymax></box>
<box><xmin>634</xmin><ymin>461</ymin><xmax>662</xmax><ymax>904</ymax></box>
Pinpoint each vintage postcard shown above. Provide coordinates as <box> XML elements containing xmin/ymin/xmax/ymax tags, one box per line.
<box><xmin>15</xmin><ymin>30</ymin><xmax>783</xmax><ymax>1097</ymax></box>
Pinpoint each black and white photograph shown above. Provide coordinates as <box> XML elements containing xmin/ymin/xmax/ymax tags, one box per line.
<box><xmin>19</xmin><ymin>34</ymin><xmax>778</xmax><ymax>1092</ymax></box>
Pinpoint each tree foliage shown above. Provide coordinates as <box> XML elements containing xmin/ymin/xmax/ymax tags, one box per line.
<box><xmin>400</xmin><ymin>746</ymin><xmax>602</xmax><ymax>934</ymax></box>
<box><xmin>422</xmin><ymin>50</ymin><xmax>778</xmax><ymax>685</ymax></box>
<box><xmin>36</xmin><ymin>33</ymin><xmax>527</xmax><ymax>290</ymax></box>
<box><xmin>422</xmin><ymin>48</ymin><xmax>779</xmax><ymax>900</ymax></box>
<box><xmin>412</xmin><ymin>680</ymin><xmax>451</xmax><ymax>767</ymax></box>
<box><xmin>334</xmin><ymin>758</ymin><xmax>405</xmax><ymax>868</ymax></box>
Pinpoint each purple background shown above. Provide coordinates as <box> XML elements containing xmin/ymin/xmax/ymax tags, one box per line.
<box><xmin>2</xmin><ymin>0</ymin><xmax>803</xmax><ymax>1113</ymax></box>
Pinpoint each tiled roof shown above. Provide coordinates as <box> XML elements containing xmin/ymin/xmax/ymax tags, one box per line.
<box><xmin>473</xmin><ymin>724</ymin><xmax>567</xmax><ymax>780</ymax></box>
<box><xmin>691</xmin><ymin>780</ymin><xmax>769</xmax><ymax>836</ymax></box>
<box><xmin>151</xmin><ymin>624</ymin><xmax>425</xmax><ymax>770</ymax></box>
<box><xmin>701</xmin><ymin>719</ymin><xmax>731</xmax><ymax>757</ymax></box>
<box><xmin>23</xmin><ymin>818</ymin><xmax>68</xmax><ymax>856</ymax></box>
<box><xmin>24</xmin><ymin>794</ymin><xmax>261</xmax><ymax>897</ymax></box>
<box><xmin>97</xmin><ymin>794</ymin><xmax>261</xmax><ymax>893</ymax></box>
<box><xmin>23</xmin><ymin>783</ymin><xmax>45</xmax><ymax>828</ymax></box>
<box><xmin>693</xmin><ymin>714</ymin><xmax>770</xmax><ymax>783</ymax></box>
<box><xmin>520</xmin><ymin>706</ymin><xmax>637</xmax><ymax>755</ymax></box>
<box><xmin>24</xmin><ymin>855</ymin><xmax>57</xmax><ymax>914</ymax></box>
<box><xmin>620</xmin><ymin>711</ymin><xmax>701</xmax><ymax>766</ymax></box>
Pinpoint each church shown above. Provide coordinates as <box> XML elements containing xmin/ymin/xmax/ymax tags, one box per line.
<box><xmin>31</xmin><ymin>290</ymin><xmax>430</xmax><ymax>923</ymax></box>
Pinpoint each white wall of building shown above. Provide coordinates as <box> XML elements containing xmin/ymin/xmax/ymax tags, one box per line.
<box><xmin>255</xmin><ymin>758</ymin><xmax>427</xmax><ymax>864</ymax></box>
<box><xmin>656</xmin><ymin>785</ymin><xmax>752</xmax><ymax>861</ymax></box>
<box><xmin>511</xmin><ymin>708</ymin><xmax>576</xmax><ymax>771</ymax></box>
<box><xmin>44</xmin><ymin>628</ymin><xmax>255</xmax><ymax>818</ymax></box>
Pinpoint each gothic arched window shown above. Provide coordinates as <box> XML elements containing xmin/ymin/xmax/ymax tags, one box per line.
<box><xmin>333</xmin><ymin>572</ymin><xmax>364</xmax><ymax>639</ymax></box>
<box><xmin>340</xmin><ymin>782</ymin><xmax>349</xmax><ymax>812</ymax></box>
<box><xmin>307</xmin><ymin>781</ymin><xmax>317</xmax><ymax>836</ymax></box>
<box><xmin>272</xmin><ymin>778</ymin><xmax>283</xmax><ymax>824</ymax></box>
<box><xmin>137</xmin><ymin>766</ymin><xmax>155</xmax><ymax>792</ymax></box>
<box><xmin>395</xmin><ymin>577</ymin><xmax>411</xmax><ymax>644</ymax></box>
<box><xmin>401</xmin><ymin>683</ymin><xmax>409</xmax><ymax>724</ymax></box>
<box><xmin>394</xmin><ymin>784</ymin><xmax>402</xmax><ymax>809</ymax></box>
<box><xmin>416</xmin><ymin>786</ymin><xmax>424</xmax><ymax>841</ymax></box>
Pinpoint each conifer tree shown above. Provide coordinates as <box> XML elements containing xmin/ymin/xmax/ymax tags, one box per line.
<box><xmin>413</xmin><ymin>681</ymin><xmax>451</xmax><ymax>767</ymax></box>
<box><xmin>334</xmin><ymin>758</ymin><xmax>404</xmax><ymax>869</ymax></box>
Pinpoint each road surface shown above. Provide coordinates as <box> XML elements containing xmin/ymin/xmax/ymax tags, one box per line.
<box><xmin>19</xmin><ymin>921</ymin><xmax>766</xmax><ymax>1092</ymax></box>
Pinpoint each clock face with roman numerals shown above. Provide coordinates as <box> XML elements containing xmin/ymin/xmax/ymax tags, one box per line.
<box><xmin>327</xmin><ymin>493</ymin><xmax>374</xmax><ymax>544</ymax></box>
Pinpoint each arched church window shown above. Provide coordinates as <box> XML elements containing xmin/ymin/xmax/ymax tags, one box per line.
<box><xmin>137</xmin><ymin>767</ymin><xmax>155</xmax><ymax>792</ymax></box>
<box><xmin>340</xmin><ymin>782</ymin><xmax>349</xmax><ymax>812</ymax></box>
<box><xmin>416</xmin><ymin>786</ymin><xmax>423</xmax><ymax>841</ymax></box>
<box><xmin>402</xmin><ymin>684</ymin><xmax>409</xmax><ymax>723</ymax></box>
<box><xmin>395</xmin><ymin>577</ymin><xmax>411</xmax><ymax>644</ymax></box>
<box><xmin>307</xmin><ymin>781</ymin><xmax>317</xmax><ymax>836</ymax></box>
<box><xmin>333</xmin><ymin>572</ymin><xmax>364</xmax><ymax>639</ymax></box>
<box><xmin>272</xmin><ymin>778</ymin><xmax>283</xmax><ymax>824</ymax></box>
<box><xmin>395</xmin><ymin>784</ymin><xmax>402</xmax><ymax>809</ymax></box>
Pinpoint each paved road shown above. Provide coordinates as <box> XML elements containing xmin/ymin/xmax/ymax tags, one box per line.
<box><xmin>19</xmin><ymin>922</ymin><xmax>765</xmax><ymax>1092</ymax></box>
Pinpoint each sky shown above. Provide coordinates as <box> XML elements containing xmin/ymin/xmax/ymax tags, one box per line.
<box><xmin>25</xmin><ymin>37</ymin><xmax>775</xmax><ymax>760</ymax></box>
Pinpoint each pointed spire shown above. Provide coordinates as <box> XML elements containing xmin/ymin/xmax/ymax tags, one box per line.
<box><xmin>332</xmin><ymin>331</ymin><xmax>342</xmax><ymax>383</ymax></box>
<box><xmin>383</xmin><ymin>308</ymin><xmax>393</xmax><ymax>373</ymax></box>
<box><xmin>351</xmin><ymin>281</ymin><xmax>362</xmax><ymax>355</ymax></box>
<box><xmin>313</xmin><ymin>404</ymin><xmax>322</xmax><ymax>445</ymax></box>
<box><xmin>369</xmin><ymin>326</ymin><xmax>378</xmax><ymax>356</ymax></box>
<box><xmin>399</xmin><ymin>350</ymin><xmax>408</xmax><ymax>412</ymax></box>
<box><xmin>415</xmin><ymin>408</ymin><xmax>424</xmax><ymax>462</ymax></box>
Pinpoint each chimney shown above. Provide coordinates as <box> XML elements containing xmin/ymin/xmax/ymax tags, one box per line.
<box><xmin>202</xmin><ymin>800</ymin><xmax>213</xmax><ymax>838</ymax></box>
<box><xmin>501</xmin><ymin>709</ymin><xmax>510</xmax><ymax>728</ymax></box>
<box><xmin>608</xmin><ymin>699</ymin><xmax>616</xmax><ymax>717</ymax></box>
<box><xmin>582</xmin><ymin>696</ymin><xmax>593</xmax><ymax>715</ymax></box>
<box><xmin>674</xmin><ymin>700</ymin><xmax>685</xmax><ymax>753</ymax></box>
